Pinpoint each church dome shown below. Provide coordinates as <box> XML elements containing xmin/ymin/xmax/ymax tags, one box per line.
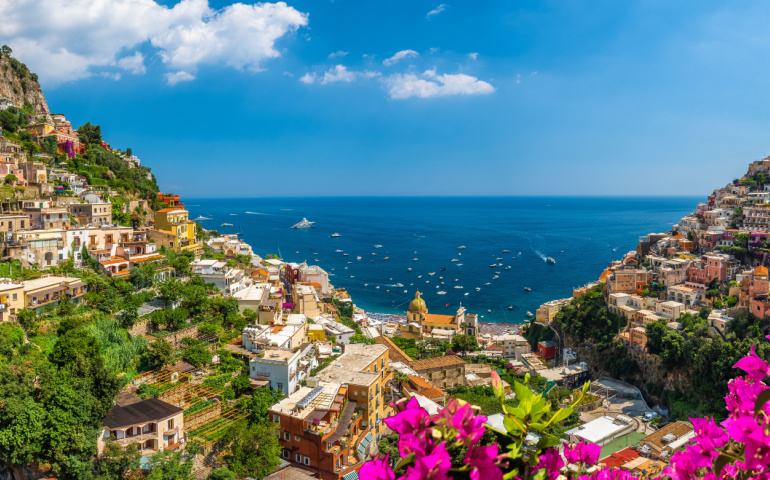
<box><xmin>408</xmin><ymin>291</ymin><xmax>427</xmax><ymax>313</ymax></box>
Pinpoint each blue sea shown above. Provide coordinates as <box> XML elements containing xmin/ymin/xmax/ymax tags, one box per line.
<box><xmin>185</xmin><ymin>197</ymin><xmax>699</xmax><ymax>324</ymax></box>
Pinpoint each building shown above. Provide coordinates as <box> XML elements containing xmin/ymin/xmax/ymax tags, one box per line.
<box><xmin>537</xmin><ymin>340</ymin><xmax>559</xmax><ymax>362</ymax></box>
<box><xmin>536</xmin><ymin>298</ymin><xmax>571</xmax><ymax>324</ymax></box>
<box><xmin>292</xmin><ymin>283</ymin><xmax>321</xmax><ymax>317</ymax></box>
<box><xmin>398</xmin><ymin>291</ymin><xmax>466</xmax><ymax>341</ymax></box>
<box><xmin>190</xmin><ymin>259</ymin><xmax>246</xmax><ymax>295</ymax></box>
<box><xmin>97</xmin><ymin>397</ymin><xmax>184</xmax><ymax>457</ymax></box>
<box><xmin>23</xmin><ymin>275</ymin><xmax>87</xmax><ymax>313</ymax></box>
<box><xmin>69</xmin><ymin>202</ymin><xmax>112</xmax><ymax>226</ymax></box>
<box><xmin>408</xmin><ymin>354</ymin><xmax>466</xmax><ymax>389</ymax></box>
<box><xmin>149</xmin><ymin>208</ymin><xmax>202</xmax><ymax>256</ymax></box>
<box><xmin>314</xmin><ymin>315</ymin><xmax>356</xmax><ymax>344</ymax></box>
<box><xmin>20</xmin><ymin>162</ymin><xmax>47</xmax><ymax>185</ymax></box>
<box><xmin>606</xmin><ymin>269</ymin><xmax>654</xmax><ymax>296</ymax></box>
<box><xmin>0</xmin><ymin>279</ymin><xmax>25</xmax><ymax>322</ymax></box>
<box><xmin>565</xmin><ymin>415</ymin><xmax>635</xmax><ymax>446</ymax></box>
<box><xmin>0</xmin><ymin>214</ymin><xmax>30</xmax><ymax>241</ymax></box>
<box><xmin>249</xmin><ymin>344</ymin><xmax>317</xmax><ymax>397</ymax></box>
<box><xmin>23</xmin><ymin>200</ymin><xmax>69</xmax><ymax>230</ymax></box>
<box><xmin>639</xmin><ymin>421</ymin><xmax>694</xmax><ymax>458</ymax></box>
<box><xmin>493</xmin><ymin>334</ymin><xmax>530</xmax><ymax>360</ymax></box>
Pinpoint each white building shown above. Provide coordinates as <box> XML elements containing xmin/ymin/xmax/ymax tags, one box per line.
<box><xmin>298</xmin><ymin>263</ymin><xmax>331</xmax><ymax>295</ymax></box>
<box><xmin>248</xmin><ymin>344</ymin><xmax>317</xmax><ymax>397</ymax></box>
<box><xmin>190</xmin><ymin>259</ymin><xmax>246</xmax><ymax>295</ymax></box>
<box><xmin>493</xmin><ymin>334</ymin><xmax>530</xmax><ymax>360</ymax></box>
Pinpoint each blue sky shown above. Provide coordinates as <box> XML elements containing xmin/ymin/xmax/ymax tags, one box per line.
<box><xmin>3</xmin><ymin>0</ymin><xmax>770</xmax><ymax>197</ymax></box>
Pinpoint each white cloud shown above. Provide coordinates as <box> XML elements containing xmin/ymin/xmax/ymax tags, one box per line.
<box><xmin>383</xmin><ymin>50</ymin><xmax>419</xmax><ymax>66</ymax></box>
<box><xmin>0</xmin><ymin>0</ymin><xmax>308</xmax><ymax>86</ymax></box>
<box><xmin>429</xmin><ymin>47</ymin><xmax>440</xmax><ymax>54</ymax></box>
<box><xmin>516</xmin><ymin>73</ymin><xmax>521</xmax><ymax>84</ymax></box>
<box><xmin>283</xmin><ymin>71</ymin><xmax>294</xmax><ymax>77</ymax></box>
<box><xmin>165</xmin><ymin>70</ymin><xmax>196</xmax><ymax>85</ymax></box>
<box><xmin>384</xmin><ymin>71</ymin><xmax>495</xmax><ymax>99</ymax></box>
<box><xmin>117</xmin><ymin>52</ymin><xmax>146</xmax><ymax>75</ymax></box>
<box><xmin>322</xmin><ymin>65</ymin><xmax>356</xmax><ymax>84</ymax></box>
<box><xmin>328</xmin><ymin>50</ymin><xmax>348</xmax><ymax>59</ymax></box>
<box><xmin>299</xmin><ymin>72</ymin><xmax>317</xmax><ymax>84</ymax></box>
<box><xmin>426</xmin><ymin>4</ymin><xmax>449</xmax><ymax>18</ymax></box>
<box><xmin>468</xmin><ymin>52</ymin><xmax>478</xmax><ymax>61</ymax></box>
<box><xmin>99</xmin><ymin>72</ymin><xmax>122</xmax><ymax>81</ymax></box>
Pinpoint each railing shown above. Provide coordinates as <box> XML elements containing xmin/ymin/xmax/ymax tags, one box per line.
<box><xmin>115</xmin><ymin>433</ymin><xmax>155</xmax><ymax>445</ymax></box>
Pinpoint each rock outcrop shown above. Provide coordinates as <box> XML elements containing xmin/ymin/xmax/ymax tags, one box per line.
<box><xmin>0</xmin><ymin>51</ymin><xmax>50</xmax><ymax>116</ymax></box>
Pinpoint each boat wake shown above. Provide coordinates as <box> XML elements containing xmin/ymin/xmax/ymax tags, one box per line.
<box><xmin>533</xmin><ymin>249</ymin><xmax>548</xmax><ymax>262</ymax></box>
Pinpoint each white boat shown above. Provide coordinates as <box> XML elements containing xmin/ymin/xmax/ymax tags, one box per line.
<box><xmin>458</xmin><ymin>252</ymin><xmax>462</xmax><ymax>256</ymax></box>
<box><xmin>490</xmin><ymin>264</ymin><xmax>497</xmax><ymax>268</ymax></box>
<box><xmin>230</xmin><ymin>213</ymin><xmax>237</xmax><ymax>216</ymax></box>
<box><xmin>412</xmin><ymin>258</ymin><xmax>419</xmax><ymax>261</ymax></box>
<box><xmin>505</xmin><ymin>266</ymin><xmax>512</xmax><ymax>270</ymax></box>
<box><xmin>458</xmin><ymin>246</ymin><xmax>466</xmax><ymax>249</ymax></box>
<box><xmin>526</xmin><ymin>311</ymin><xmax>533</xmax><ymax>317</ymax></box>
<box><xmin>374</xmin><ymin>244</ymin><xmax>383</xmax><ymax>248</ymax></box>
<box><xmin>502</xmin><ymin>249</ymin><xmax>511</xmax><ymax>253</ymax></box>
<box><xmin>484</xmin><ymin>282</ymin><xmax>490</xmax><ymax>286</ymax></box>
<box><xmin>457</xmin><ymin>264</ymin><xmax>463</xmax><ymax>266</ymax></box>
<box><xmin>451</xmin><ymin>259</ymin><xmax>459</xmax><ymax>262</ymax></box>
<box><xmin>376</xmin><ymin>286</ymin><xmax>380</xmax><ymax>289</ymax></box>
<box><xmin>546</xmin><ymin>257</ymin><xmax>556</xmax><ymax>264</ymax></box>
<box><xmin>524</xmin><ymin>287</ymin><xmax>532</xmax><ymax>292</ymax></box>
<box><xmin>404</xmin><ymin>290</ymin><xmax>408</xmax><ymax>293</ymax></box>
<box><xmin>493</xmin><ymin>275</ymin><xmax>499</xmax><ymax>279</ymax></box>
<box><xmin>395</xmin><ymin>283</ymin><xmax>404</xmax><ymax>287</ymax></box>
<box><xmin>372</xmin><ymin>253</ymin><xmax>377</xmax><ymax>256</ymax></box>
<box><xmin>291</xmin><ymin>218</ymin><xmax>316</xmax><ymax>229</ymax></box>
<box><xmin>246</xmin><ymin>211</ymin><xmax>258</xmax><ymax>214</ymax></box>
<box><xmin>476</xmin><ymin>287</ymin><xmax>481</xmax><ymax>291</ymax></box>
<box><xmin>428</xmin><ymin>272</ymin><xmax>435</xmax><ymax>276</ymax></box>
<box><xmin>343</xmin><ymin>253</ymin><xmax>349</xmax><ymax>256</ymax></box>
<box><xmin>437</xmin><ymin>291</ymin><xmax>447</xmax><ymax>295</ymax></box>
<box><xmin>464</xmin><ymin>292</ymin><xmax>469</xmax><ymax>296</ymax></box>
<box><xmin>356</xmin><ymin>256</ymin><xmax>362</xmax><ymax>260</ymax></box>
<box><xmin>335</xmin><ymin>249</ymin><xmax>343</xmax><ymax>253</ymax></box>
<box><xmin>220</xmin><ymin>223</ymin><xmax>233</xmax><ymax>227</ymax></box>
<box><xmin>454</xmin><ymin>285</ymin><xmax>463</xmax><ymax>289</ymax></box>
<box><xmin>331</xmin><ymin>233</ymin><xmax>341</xmax><ymax>238</ymax></box>
<box><xmin>418</xmin><ymin>275</ymin><xmax>422</xmax><ymax>278</ymax></box>
<box><xmin>194</xmin><ymin>215</ymin><xmax>211</xmax><ymax>221</ymax></box>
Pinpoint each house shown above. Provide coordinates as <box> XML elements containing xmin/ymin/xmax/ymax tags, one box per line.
<box><xmin>157</xmin><ymin>193</ymin><xmax>184</xmax><ymax>209</ymax></box>
<box><xmin>292</xmin><ymin>283</ymin><xmax>321</xmax><ymax>317</ymax></box>
<box><xmin>97</xmin><ymin>398</ymin><xmax>184</xmax><ymax>456</ymax></box>
<box><xmin>69</xmin><ymin>202</ymin><xmax>112</xmax><ymax>226</ymax></box>
<box><xmin>248</xmin><ymin>343</ymin><xmax>317</xmax><ymax>397</ymax></box>
<box><xmin>148</xmin><ymin>208</ymin><xmax>202</xmax><ymax>256</ymax></box>
<box><xmin>493</xmin><ymin>333</ymin><xmax>530</xmax><ymax>360</ymax></box>
<box><xmin>536</xmin><ymin>298</ymin><xmax>571</xmax><ymax>324</ymax></box>
<box><xmin>639</xmin><ymin>421</ymin><xmax>694</xmax><ymax>458</ymax></box>
<box><xmin>408</xmin><ymin>354</ymin><xmax>466</xmax><ymax>389</ymax></box>
<box><xmin>189</xmin><ymin>259</ymin><xmax>246</xmax><ymax>295</ymax></box>
<box><xmin>23</xmin><ymin>200</ymin><xmax>69</xmax><ymax>230</ymax></box>
<box><xmin>26</xmin><ymin>122</ymin><xmax>55</xmax><ymax>137</ymax></box>
<box><xmin>0</xmin><ymin>214</ymin><xmax>30</xmax><ymax>241</ymax></box>
<box><xmin>314</xmin><ymin>315</ymin><xmax>355</xmax><ymax>344</ymax></box>
<box><xmin>0</xmin><ymin>279</ymin><xmax>25</xmax><ymax>322</ymax></box>
<box><xmin>565</xmin><ymin>415</ymin><xmax>635</xmax><ymax>446</ymax></box>
<box><xmin>22</xmin><ymin>275</ymin><xmax>87</xmax><ymax>313</ymax></box>
<box><xmin>20</xmin><ymin>162</ymin><xmax>47</xmax><ymax>184</ymax></box>
<box><xmin>7</xmin><ymin>229</ymin><xmax>67</xmax><ymax>267</ymax></box>
<box><xmin>605</xmin><ymin>269</ymin><xmax>654</xmax><ymax>296</ymax></box>
<box><xmin>537</xmin><ymin>340</ymin><xmax>559</xmax><ymax>362</ymax></box>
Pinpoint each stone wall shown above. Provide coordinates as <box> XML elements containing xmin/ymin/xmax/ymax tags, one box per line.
<box><xmin>129</xmin><ymin>318</ymin><xmax>153</xmax><ymax>336</ymax></box>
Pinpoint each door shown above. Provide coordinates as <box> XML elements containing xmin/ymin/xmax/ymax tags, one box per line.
<box><xmin>44</xmin><ymin>252</ymin><xmax>53</xmax><ymax>266</ymax></box>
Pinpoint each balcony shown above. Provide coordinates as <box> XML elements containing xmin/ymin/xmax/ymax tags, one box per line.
<box><xmin>115</xmin><ymin>432</ymin><xmax>155</xmax><ymax>445</ymax></box>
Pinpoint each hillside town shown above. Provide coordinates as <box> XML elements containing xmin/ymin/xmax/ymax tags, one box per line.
<box><xmin>2</xmin><ymin>49</ymin><xmax>770</xmax><ymax>480</ymax></box>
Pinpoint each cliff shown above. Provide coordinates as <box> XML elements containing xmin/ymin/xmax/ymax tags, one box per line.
<box><xmin>0</xmin><ymin>51</ymin><xmax>50</xmax><ymax>116</ymax></box>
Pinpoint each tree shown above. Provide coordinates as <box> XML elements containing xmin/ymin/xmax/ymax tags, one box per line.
<box><xmin>145</xmin><ymin>450</ymin><xmax>194</xmax><ymax>480</ymax></box>
<box><xmin>0</xmin><ymin>110</ymin><xmax>19</xmax><ymax>132</ymax></box>
<box><xmin>208</xmin><ymin>468</ymin><xmax>236</xmax><ymax>480</ymax></box>
<box><xmin>3</xmin><ymin>174</ymin><xmax>17</xmax><ymax>185</ymax></box>
<box><xmin>42</xmin><ymin>135</ymin><xmax>58</xmax><ymax>155</ymax></box>
<box><xmin>221</xmin><ymin>422</ymin><xmax>281</xmax><ymax>479</ymax></box>
<box><xmin>16</xmin><ymin>308</ymin><xmax>36</xmax><ymax>331</ymax></box>
<box><xmin>77</xmin><ymin>122</ymin><xmax>102</xmax><ymax>146</ymax></box>
<box><xmin>95</xmin><ymin>440</ymin><xmax>141</xmax><ymax>480</ymax></box>
<box><xmin>231</xmin><ymin>374</ymin><xmax>251</xmax><ymax>397</ymax></box>
<box><xmin>1</xmin><ymin>45</ymin><xmax>11</xmax><ymax>56</ymax></box>
<box><xmin>145</xmin><ymin>339</ymin><xmax>174</xmax><ymax>369</ymax></box>
<box><xmin>241</xmin><ymin>388</ymin><xmax>284</xmax><ymax>426</ymax></box>
<box><xmin>159</xmin><ymin>279</ymin><xmax>181</xmax><ymax>309</ymax></box>
<box><xmin>451</xmin><ymin>334</ymin><xmax>479</xmax><ymax>356</ymax></box>
<box><xmin>645</xmin><ymin>320</ymin><xmax>667</xmax><ymax>354</ymax></box>
<box><xmin>182</xmin><ymin>345</ymin><xmax>212</xmax><ymax>367</ymax></box>
<box><xmin>126</xmin><ymin>147</ymin><xmax>132</xmax><ymax>157</ymax></box>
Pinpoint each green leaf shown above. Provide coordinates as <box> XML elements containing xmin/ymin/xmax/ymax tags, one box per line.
<box><xmin>513</xmin><ymin>381</ymin><xmax>533</xmax><ymax>403</ymax></box>
<box><xmin>504</xmin><ymin>468</ymin><xmax>521</xmax><ymax>480</ymax></box>
<box><xmin>755</xmin><ymin>390</ymin><xmax>770</xmax><ymax>418</ymax></box>
<box><xmin>547</xmin><ymin>407</ymin><xmax>573</xmax><ymax>426</ymax></box>
<box><xmin>529</xmin><ymin>422</ymin><xmax>547</xmax><ymax>432</ymax></box>
<box><xmin>504</xmin><ymin>415</ymin><xmax>524</xmax><ymax>434</ymax></box>
<box><xmin>536</xmin><ymin>435</ymin><xmax>562</xmax><ymax>449</ymax></box>
<box><xmin>531</xmin><ymin>468</ymin><xmax>548</xmax><ymax>480</ymax></box>
<box><xmin>394</xmin><ymin>453</ymin><xmax>415</xmax><ymax>473</ymax></box>
<box><xmin>582</xmin><ymin>380</ymin><xmax>591</xmax><ymax>395</ymax></box>
<box><xmin>713</xmin><ymin>453</ymin><xmax>732</xmax><ymax>477</ymax></box>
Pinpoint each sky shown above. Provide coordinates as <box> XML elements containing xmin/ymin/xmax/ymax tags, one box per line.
<box><xmin>2</xmin><ymin>0</ymin><xmax>770</xmax><ymax>197</ymax></box>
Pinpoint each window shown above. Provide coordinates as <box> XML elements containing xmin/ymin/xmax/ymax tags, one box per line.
<box><xmin>295</xmin><ymin>435</ymin><xmax>300</xmax><ymax>441</ymax></box>
<box><xmin>284</xmin><ymin>432</ymin><xmax>290</xmax><ymax>441</ymax></box>
<box><xmin>277</xmin><ymin>382</ymin><xmax>283</xmax><ymax>391</ymax></box>
<box><xmin>168</xmin><ymin>419</ymin><xmax>174</xmax><ymax>429</ymax></box>
<box><xmin>12</xmin><ymin>294</ymin><xmax>16</xmax><ymax>301</ymax></box>
<box><xmin>273</xmin><ymin>414</ymin><xmax>279</xmax><ymax>423</ymax></box>
<box><xmin>304</xmin><ymin>456</ymin><xmax>310</xmax><ymax>465</ymax></box>
<box><xmin>282</xmin><ymin>449</ymin><xmax>290</xmax><ymax>459</ymax></box>
<box><xmin>296</xmin><ymin>454</ymin><xmax>302</xmax><ymax>463</ymax></box>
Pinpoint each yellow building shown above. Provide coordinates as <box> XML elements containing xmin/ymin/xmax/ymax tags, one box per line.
<box><xmin>0</xmin><ymin>279</ymin><xmax>25</xmax><ymax>322</ymax></box>
<box><xmin>398</xmin><ymin>291</ymin><xmax>464</xmax><ymax>341</ymax></box>
<box><xmin>149</xmin><ymin>208</ymin><xmax>202</xmax><ymax>256</ymax></box>
<box><xmin>307</xmin><ymin>324</ymin><xmax>326</xmax><ymax>342</ymax></box>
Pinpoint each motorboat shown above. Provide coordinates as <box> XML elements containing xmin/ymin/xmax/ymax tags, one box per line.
<box><xmin>428</xmin><ymin>272</ymin><xmax>435</xmax><ymax>276</ymax></box>
<box><xmin>464</xmin><ymin>292</ymin><xmax>469</xmax><ymax>296</ymax></box>
<box><xmin>383</xmin><ymin>257</ymin><xmax>389</xmax><ymax>260</ymax></box>
<box><xmin>546</xmin><ymin>257</ymin><xmax>556</xmax><ymax>264</ymax></box>
<box><xmin>490</xmin><ymin>264</ymin><xmax>497</xmax><ymax>268</ymax></box>
<box><xmin>496</xmin><ymin>258</ymin><xmax>503</xmax><ymax>261</ymax></box>
<box><xmin>457</xmin><ymin>263</ymin><xmax>463</xmax><ymax>266</ymax></box>
<box><xmin>440</xmin><ymin>267</ymin><xmax>446</xmax><ymax>271</ymax></box>
<box><xmin>527</xmin><ymin>311</ymin><xmax>533</xmax><ymax>317</ymax></box>
<box><xmin>220</xmin><ymin>223</ymin><xmax>233</xmax><ymax>227</ymax></box>
<box><xmin>476</xmin><ymin>287</ymin><xmax>481</xmax><ymax>291</ymax></box>
<box><xmin>395</xmin><ymin>283</ymin><xmax>404</xmax><ymax>287</ymax></box>
<box><xmin>374</xmin><ymin>244</ymin><xmax>383</xmax><ymax>248</ymax></box>
<box><xmin>437</xmin><ymin>291</ymin><xmax>447</xmax><ymax>295</ymax></box>
<box><xmin>502</xmin><ymin>249</ymin><xmax>511</xmax><ymax>253</ymax></box>
<box><xmin>484</xmin><ymin>283</ymin><xmax>491</xmax><ymax>286</ymax></box>
<box><xmin>343</xmin><ymin>253</ymin><xmax>349</xmax><ymax>257</ymax></box>
<box><xmin>376</xmin><ymin>286</ymin><xmax>380</xmax><ymax>289</ymax></box>
<box><xmin>524</xmin><ymin>287</ymin><xmax>532</xmax><ymax>292</ymax></box>
<box><xmin>451</xmin><ymin>259</ymin><xmax>459</xmax><ymax>262</ymax></box>
<box><xmin>194</xmin><ymin>215</ymin><xmax>211</xmax><ymax>221</ymax></box>
<box><xmin>372</xmin><ymin>252</ymin><xmax>377</xmax><ymax>256</ymax></box>
<box><xmin>291</xmin><ymin>218</ymin><xmax>316</xmax><ymax>229</ymax></box>
<box><xmin>493</xmin><ymin>275</ymin><xmax>499</xmax><ymax>279</ymax></box>
<box><xmin>454</xmin><ymin>285</ymin><xmax>463</xmax><ymax>289</ymax></box>
<box><xmin>412</xmin><ymin>258</ymin><xmax>419</xmax><ymax>261</ymax></box>
<box><xmin>407</xmin><ymin>268</ymin><xmax>412</xmax><ymax>272</ymax></box>
<box><xmin>335</xmin><ymin>249</ymin><xmax>343</xmax><ymax>253</ymax></box>
<box><xmin>508</xmin><ymin>306</ymin><xmax>513</xmax><ymax>310</ymax></box>
<box><xmin>418</xmin><ymin>275</ymin><xmax>422</xmax><ymax>278</ymax></box>
<box><xmin>356</xmin><ymin>256</ymin><xmax>362</xmax><ymax>260</ymax></box>
<box><xmin>331</xmin><ymin>233</ymin><xmax>341</xmax><ymax>238</ymax></box>
<box><xmin>505</xmin><ymin>266</ymin><xmax>512</xmax><ymax>270</ymax></box>
<box><xmin>458</xmin><ymin>246</ymin><xmax>466</xmax><ymax>249</ymax></box>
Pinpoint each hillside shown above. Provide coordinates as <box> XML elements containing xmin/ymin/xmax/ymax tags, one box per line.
<box><xmin>0</xmin><ymin>46</ymin><xmax>49</xmax><ymax>116</ymax></box>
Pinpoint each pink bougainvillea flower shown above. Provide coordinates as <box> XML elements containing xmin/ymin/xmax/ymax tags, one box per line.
<box><xmin>536</xmin><ymin>447</ymin><xmax>564</xmax><ymax>480</ymax></box>
<box><xmin>383</xmin><ymin>397</ymin><xmax>431</xmax><ymax>435</ymax></box>
<box><xmin>465</xmin><ymin>443</ymin><xmax>503</xmax><ymax>480</ymax></box>
<box><xmin>725</xmin><ymin>375</ymin><xmax>768</xmax><ymax>418</ymax></box>
<box><xmin>564</xmin><ymin>442</ymin><xmax>601</xmax><ymax>466</ymax></box>
<box><xmin>688</xmin><ymin>417</ymin><xmax>728</xmax><ymax>467</ymax></box>
<box><xmin>401</xmin><ymin>441</ymin><xmax>452</xmax><ymax>480</ymax></box>
<box><xmin>662</xmin><ymin>450</ymin><xmax>698</xmax><ymax>480</ymax></box>
<box><xmin>432</xmin><ymin>398</ymin><xmax>487</xmax><ymax>446</ymax></box>
<box><xmin>358</xmin><ymin>454</ymin><xmax>395</xmax><ymax>480</ymax></box>
<box><xmin>733</xmin><ymin>345</ymin><xmax>770</xmax><ymax>382</ymax></box>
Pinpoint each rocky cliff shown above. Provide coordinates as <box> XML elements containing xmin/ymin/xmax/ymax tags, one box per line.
<box><xmin>0</xmin><ymin>51</ymin><xmax>50</xmax><ymax>115</ymax></box>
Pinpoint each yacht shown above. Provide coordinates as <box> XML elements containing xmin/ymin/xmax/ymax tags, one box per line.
<box><xmin>374</xmin><ymin>244</ymin><xmax>383</xmax><ymax>248</ymax></box>
<box><xmin>291</xmin><ymin>218</ymin><xmax>316</xmax><ymax>229</ymax></box>
<box><xmin>458</xmin><ymin>246</ymin><xmax>466</xmax><ymax>249</ymax></box>
<box><xmin>546</xmin><ymin>257</ymin><xmax>556</xmax><ymax>264</ymax></box>
<box><xmin>331</xmin><ymin>233</ymin><xmax>341</xmax><ymax>238</ymax></box>
<box><xmin>526</xmin><ymin>311</ymin><xmax>533</xmax><ymax>317</ymax></box>
<box><xmin>476</xmin><ymin>287</ymin><xmax>481</xmax><ymax>291</ymax></box>
<box><xmin>412</xmin><ymin>258</ymin><xmax>419</xmax><ymax>261</ymax></box>
<box><xmin>335</xmin><ymin>249</ymin><xmax>343</xmax><ymax>253</ymax></box>
<box><xmin>493</xmin><ymin>275</ymin><xmax>499</xmax><ymax>279</ymax></box>
<box><xmin>502</xmin><ymin>249</ymin><xmax>511</xmax><ymax>253</ymax></box>
<box><xmin>524</xmin><ymin>287</ymin><xmax>532</xmax><ymax>292</ymax></box>
<box><xmin>451</xmin><ymin>259</ymin><xmax>459</xmax><ymax>262</ymax></box>
<box><xmin>356</xmin><ymin>256</ymin><xmax>362</xmax><ymax>260</ymax></box>
<box><xmin>220</xmin><ymin>223</ymin><xmax>233</xmax><ymax>227</ymax></box>
<box><xmin>194</xmin><ymin>215</ymin><xmax>211</xmax><ymax>221</ymax></box>
<box><xmin>437</xmin><ymin>291</ymin><xmax>447</xmax><ymax>295</ymax></box>
<box><xmin>395</xmin><ymin>283</ymin><xmax>404</xmax><ymax>287</ymax></box>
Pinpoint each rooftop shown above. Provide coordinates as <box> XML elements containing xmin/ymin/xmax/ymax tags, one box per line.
<box><xmin>269</xmin><ymin>382</ymin><xmax>340</xmax><ymax>419</ymax></box>
<box><xmin>102</xmin><ymin>398</ymin><xmax>182</xmax><ymax>429</ymax></box>
<box><xmin>409</xmin><ymin>354</ymin><xmax>465</xmax><ymax>371</ymax></box>
<box><xmin>316</xmin><ymin>344</ymin><xmax>387</xmax><ymax>387</ymax></box>
<box><xmin>565</xmin><ymin>415</ymin><xmax>633</xmax><ymax>444</ymax></box>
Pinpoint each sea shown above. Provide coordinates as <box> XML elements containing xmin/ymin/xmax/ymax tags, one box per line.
<box><xmin>185</xmin><ymin>196</ymin><xmax>699</xmax><ymax>325</ymax></box>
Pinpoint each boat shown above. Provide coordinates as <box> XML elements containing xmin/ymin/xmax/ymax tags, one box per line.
<box><xmin>356</xmin><ymin>256</ymin><xmax>362</xmax><ymax>260</ymax></box>
<box><xmin>496</xmin><ymin>257</ymin><xmax>503</xmax><ymax>261</ymax></box>
<box><xmin>371</xmin><ymin>260</ymin><xmax>375</xmax><ymax>263</ymax></box>
<box><xmin>374</xmin><ymin>245</ymin><xmax>383</xmax><ymax>248</ymax></box>
<box><xmin>365</xmin><ymin>283</ymin><xmax>368</xmax><ymax>286</ymax></box>
<box><xmin>502</xmin><ymin>249</ymin><xmax>511</xmax><ymax>253</ymax></box>
<box><xmin>484</xmin><ymin>283</ymin><xmax>490</xmax><ymax>286</ymax></box>
<box><xmin>451</xmin><ymin>259</ymin><xmax>459</xmax><ymax>263</ymax></box>
<box><xmin>476</xmin><ymin>287</ymin><xmax>481</xmax><ymax>291</ymax></box>
<box><xmin>407</xmin><ymin>268</ymin><xmax>412</xmax><ymax>272</ymax></box>
<box><xmin>440</xmin><ymin>267</ymin><xmax>446</xmax><ymax>271</ymax></box>
<box><xmin>524</xmin><ymin>287</ymin><xmax>532</xmax><ymax>292</ymax></box>
<box><xmin>428</xmin><ymin>272</ymin><xmax>435</xmax><ymax>276</ymax></box>
<box><xmin>331</xmin><ymin>233</ymin><xmax>341</xmax><ymax>238</ymax></box>
<box><xmin>493</xmin><ymin>275</ymin><xmax>499</xmax><ymax>279</ymax></box>
<box><xmin>230</xmin><ymin>213</ymin><xmax>237</xmax><ymax>216</ymax></box>
<box><xmin>488</xmin><ymin>309</ymin><xmax>492</xmax><ymax>313</ymax></box>
<box><xmin>546</xmin><ymin>257</ymin><xmax>556</xmax><ymax>264</ymax></box>
<box><xmin>454</xmin><ymin>278</ymin><xmax>459</xmax><ymax>281</ymax></box>
<box><xmin>291</xmin><ymin>218</ymin><xmax>315</xmax><ymax>229</ymax></box>
<box><xmin>343</xmin><ymin>253</ymin><xmax>349</xmax><ymax>256</ymax></box>
<box><xmin>395</xmin><ymin>283</ymin><xmax>404</xmax><ymax>287</ymax></box>
<box><xmin>418</xmin><ymin>275</ymin><xmax>422</xmax><ymax>278</ymax></box>
<box><xmin>508</xmin><ymin>306</ymin><xmax>513</xmax><ymax>310</ymax></box>
<box><xmin>383</xmin><ymin>257</ymin><xmax>389</xmax><ymax>261</ymax></box>
<box><xmin>505</xmin><ymin>266</ymin><xmax>512</xmax><ymax>270</ymax></box>
<box><xmin>490</xmin><ymin>264</ymin><xmax>497</xmax><ymax>268</ymax></box>
<box><xmin>457</xmin><ymin>263</ymin><xmax>463</xmax><ymax>266</ymax></box>
<box><xmin>372</xmin><ymin>252</ymin><xmax>377</xmax><ymax>256</ymax></box>
<box><xmin>458</xmin><ymin>246</ymin><xmax>466</xmax><ymax>249</ymax></box>
<box><xmin>526</xmin><ymin>311</ymin><xmax>533</xmax><ymax>317</ymax></box>
<box><xmin>458</xmin><ymin>252</ymin><xmax>462</xmax><ymax>256</ymax></box>
<box><xmin>454</xmin><ymin>285</ymin><xmax>463</xmax><ymax>289</ymax></box>
<box><xmin>220</xmin><ymin>223</ymin><xmax>233</xmax><ymax>227</ymax></box>
<box><xmin>335</xmin><ymin>249</ymin><xmax>343</xmax><ymax>253</ymax></box>
<box><xmin>246</xmin><ymin>211</ymin><xmax>258</xmax><ymax>214</ymax></box>
<box><xmin>194</xmin><ymin>215</ymin><xmax>211</xmax><ymax>221</ymax></box>
<box><xmin>464</xmin><ymin>292</ymin><xmax>469</xmax><ymax>296</ymax></box>
<box><xmin>404</xmin><ymin>290</ymin><xmax>408</xmax><ymax>293</ymax></box>
<box><xmin>437</xmin><ymin>291</ymin><xmax>447</xmax><ymax>295</ymax></box>
<box><xmin>412</xmin><ymin>258</ymin><xmax>419</xmax><ymax>261</ymax></box>
<box><xmin>376</xmin><ymin>286</ymin><xmax>380</xmax><ymax>289</ymax></box>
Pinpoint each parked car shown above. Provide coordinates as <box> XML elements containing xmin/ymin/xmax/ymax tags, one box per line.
<box><xmin>642</xmin><ymin>411</ymin><xmax>658</xmax><ymax>422</ymax></box>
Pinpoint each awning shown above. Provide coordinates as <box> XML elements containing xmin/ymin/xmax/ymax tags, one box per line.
<box><xmin>343</xmin><ymin>471</ymin><xmax>359</xmax><ymax>480</ymax></box>
<box><xmin>357</xmin><ymin>432</ymin><xmax>373</xmax><ymax>457</ymax></box>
